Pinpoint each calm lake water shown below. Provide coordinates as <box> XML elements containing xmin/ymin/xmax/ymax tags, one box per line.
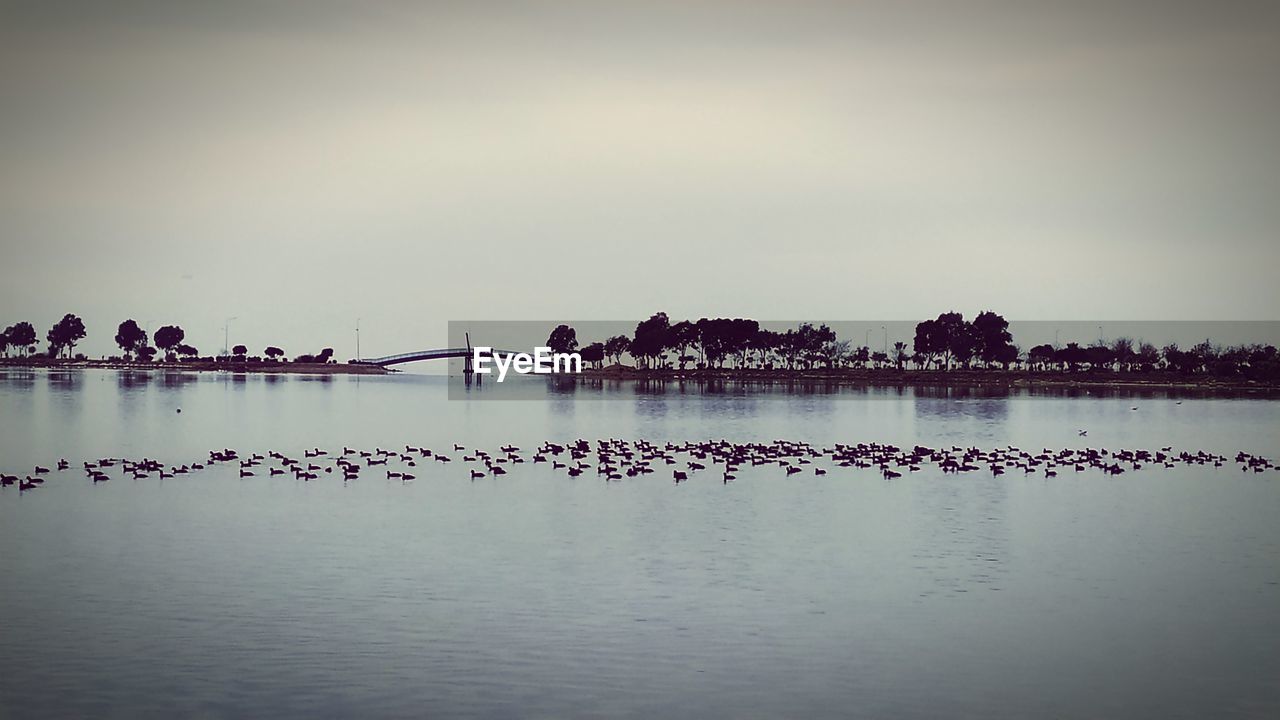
<box><xmin>2</xmin><ymin>369</ymin><xmax>1278</xmax><ymax>719</ymax></box>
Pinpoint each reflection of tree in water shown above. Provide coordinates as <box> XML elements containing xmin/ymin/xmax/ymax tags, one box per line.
<box><xmin>1</xmin><ymin>370</ymin><xmax>38</xmax><ymax>390</ymax></box>
<box><xmin>47</xmin><ymin>371</ymin><xmax>85</xmax><ymax>417</ymax></box>
<box><xmin>913</xmin><ymin>386</ymin><xmax>1012</xmax><ymax>424</ymax></box>
<box><xmin>633</xmin><ymin>378</ymin><xmax>671</xmax><ymax>396</ymax></box>
<box><xmin>159</xmin><ymin>372</ymin><xmax>197</xmax><ymax>389</ymax></box>
<box><xmin>546</xmin><ymin>380</ymin><xmax>579</xmax><ymax>417</ymax></box>
<box><xmin>47</xmin><ymin>371</ymin><xmax>83</xmax><ymax>393</ymax></box>
<box><xmin>546</xmin><ymin>376</ymin><xmax>582</xmax><ymax>395</ymax></box>
<box><xmin>296</xmin><ymin>375</ymin><xmax>332</xmax><ymax>384</ymax></box>
<box><xmin>1025</xmin><ymin>386</ymin><xmax>1247</xmax><ymax>401</ymax></box>
<box><xmin>906</xmin><ymin>389</ymin><xmax>1018</xmax><ymax>597</ymax></box>
<box><xmin>914</xmin><ymin>385</ymin><xmax>1013</xmax><ymax>401</ymax></box>
<box><xmin>116</xmin><ymin>371</ymin><xmax>151</xmax><ymax>390</ymax></box>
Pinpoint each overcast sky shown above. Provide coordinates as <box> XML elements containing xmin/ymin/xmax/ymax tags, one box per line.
<box><xmin>2</xmin><ymin>1</ymin><xmax>1278</xmax><ymax>360</ymax></box>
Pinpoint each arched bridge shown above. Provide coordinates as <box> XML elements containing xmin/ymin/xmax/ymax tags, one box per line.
<box><xmin>353</xmin><ymin>347</ymin><xmax>524</xmax><ymax>368</ymax></box>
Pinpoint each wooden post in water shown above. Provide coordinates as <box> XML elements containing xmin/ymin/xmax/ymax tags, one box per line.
<box><xmin>463</xmin><ymin>332</ymin><xmax>477</xmax><ymax>386</ymax></box>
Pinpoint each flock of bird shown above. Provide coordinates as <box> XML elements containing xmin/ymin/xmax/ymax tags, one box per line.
<box><xmin>2</xmin><ymin>439</ymin><xmax>1276</xmax><ymax>493</ymax></box>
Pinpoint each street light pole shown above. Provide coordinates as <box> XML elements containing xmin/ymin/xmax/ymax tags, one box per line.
<box><xmin>881</xmin><ymin>325</ymin><xmax>887</xmax><ymax>355</ymax></box>
<box><xmin>223</xmin><ymin>316</ymin><xmax>238</xmax><ymax>356</ymax></box>
<box><xmin>356</xmin><ymin>318</ymin><xmax>361</xmax><ymax>362</ymax></box>
<box><xmin>864</xmin><ymin>328</ymin><xmax>871</xmax><ymax>350</ymax></box>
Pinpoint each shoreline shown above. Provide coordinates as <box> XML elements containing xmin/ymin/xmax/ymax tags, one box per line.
<box><xmin>572</xmin><ymin>366</ymin><xmax>1280</xmax><ymax>395</ymax></box>
<box><xmin>0</xmin><ymin>358</ymin><xmax>391</xmax><ymax>375</ymax></box>
<box><xmin>4</xmin><ymin>359</ymin><xmax>1277</xmax><ymax>395</ymax></box>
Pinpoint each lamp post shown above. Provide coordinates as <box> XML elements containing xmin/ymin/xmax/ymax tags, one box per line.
<box><xmin>356</xmin><ymin>318</ymin><xmax>361</xmax><ymax>362</ymax></box>
<box><xmin>223</xmin><ymin>317</ymin><xmax>238</xmax><ymax>356</ymax></box>
<box><xmin>881</xmin><ymin>325</ymin><xmax>887</xmax><ymax>355</ymax></box>
<box><xmin>864</xmin><ymin>328</ymin><xmax>871</xmax><ymax>350</ymax></box>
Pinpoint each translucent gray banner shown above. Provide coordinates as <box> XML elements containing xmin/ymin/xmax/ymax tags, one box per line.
<box><xmin>443</xmin><ymin>319</ymin><xmax>1280</xmax><ymax>401</ymax></box>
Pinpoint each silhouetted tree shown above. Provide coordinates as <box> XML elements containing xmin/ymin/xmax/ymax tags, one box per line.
<box><xmin>316</xmin><ymin>348</ymin><xmax>334</xmax><ymax>363</ymax></box>
<box><xmin>695</xmin><ymin>318</ymin><xmax>731</xmax><ymax>367</ymax></box>
<box><xmin>1028</xmin><ymin>344</ymin><xmax>1056</xmax><ymax>370</ymax></box>
<box><xmin>154</xmin><ymin>325</ymin><xmax>185</xmax><ymax>361</ymax></box>
<box><xmin>749</xmin><ymin>329</ymin><xmax>781</xmax><ymax>368</ymax></box>
<box><xmin>176</xmin><ymin>344</ymin><xmax>199</xmax><ymax>360</ymax></box>
<box><xmin>1110</xmin><ymin>337</ymin><xmax>1135</xmax><ymax>371</ymax></box>
<box><xmin>852</xmin><ymin>345</ymin><xmax>870</xmax><ymax>369</ymax></box>
<box><xmin>667</xmin><ymin>321</ymin><xmax>698</xmax><ymax>370</ymax></box>
<box><xmin>232</xmin><ymin>344</ymin><xmax>248</xmax><ymax>358</ymax></box>
<box><xmin>692</xmin><ymin>318</ymin><xmax>762</xmax><ymax>368</ymax></box>
<box><xmin>993</xmin><ymin>343</ymin><xmax>1019</xmax><ymax>369</ymax></box>
<box><xmin>913</xmin><ymin>319</ymin><xmax>943</xmax><ymax>369</ymax></box>
<box><xmin>631</xmin><ymin>313</ymin><xmax>670</xmax><ymax>369</ymax></box>
<box><xmin>1058</xmin><ymin>343</ymin><xmax>1086</xmax><ymax>372</ymax></box>
<box><xmin>794</xmin><ymin>323</ymin><xmax>835</xmax><ymax>369</ymax></box>
<box><xmin>1161</xmin><ymin>343</ymin><xmax>1204</xmax><ymax>373</ymax></box>
<box><xmin>773</xmin><ymin>326</ymin><xmax>803</xmax><ymax>366</ymax></box>
<box><xmin>912</xmin><ymin>312</ymin><xmax>974</xmax><ymax>370</ymax></box>
<box><xmin>546</xmin><ymin>325</ymin><xmax>578</xmax><ymax>354</ymax></box>
<box><xmin>1243</xmin><ymin>345</ymin><xmax>1280</xmax><ymax>381</ymax></box>
<box><xmin>0</xmin><ymin>329</ymin><xmax>9</xmax><ymax>358</ymax></box>
<box><xmin>5</xmin><ymin>321</ymin><xmax>38</xmax><ymax>357</ymax></box>
<box><xmin>814</xmin><ymin>335</ymin><xmax>844</xmax><ymax>366</ymax></box>
<box><xmin>817</xmin><ymin>339</ymin><xmax>849</xmax><ymax>369</ymax></box>
<box><xmin>730</xmin><ymin>319</ymin><xmax>762</xmax><ymax>367</ymax></box>
<box><xmin>1136</xmin><ymin>342</ymin><xmax>1159</xmax><ymax>370</ymax></box>
<box><xmin>1190</xmin><ymin>340</ymin><xmax>1216</xmax><ymax>372</ymax></box>
<box><xmin>1084</xmin><ymin>343</ymin><xmax>1114</xmax><ymax>370</ymax></box>
<box><xmin>115</xmin><ymin>320</ymin><xmax>148</xmax><ymax>360</ymax></box>
<box><xmin>46</xmin><ymin>314</ymin><xmax>86</xmax><ymax>358</ymax></box>
<box><xmin>579</xmin><ymin>342</ymin><xmax>605</xmax><ymax>369</ymax></box>
<box><xmin>972</xmin><ymin>311</ymin><xmax>1014</xmax><ymax>367</ymax></box>
<box><xmin>603</xmin><ymin>335</ymin><xmax>630</xmax><ymax>366</ymax></box>
<box><xmin>264</xmin><ymin>346</ymin><xmax>284</xmax><ymax>361</ymax></box>
<box><xmin>892</xmin><ymin>341</ymin><xmax>909</xmax><ymax>370</ymax></box>
<box><xmin>137</xmin><ymin>346</ymin><xmax>157</xmax><ymax>362</ymax></box>
<box><xmin>950</xmin><ymin>324</ymin><xmax>981</xmax><ymax>368</ymax></box>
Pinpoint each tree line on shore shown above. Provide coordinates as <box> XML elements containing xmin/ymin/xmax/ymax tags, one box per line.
<box><xmin>542</xmin><ymin>312</ymin><xmax>1280</xmax><ymax>381</ymax></box>
<box><xmin>0</xmin><ymin>315</ymin><xmax>334</xmax><ymax>365</ymax></box>
<box><xmin>4</xmin><ymin>311</ymin><xmax>1277</xmax><ymax>381</ymax></box>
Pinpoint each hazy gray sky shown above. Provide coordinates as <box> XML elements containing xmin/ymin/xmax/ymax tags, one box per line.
<box><xmin>3</xmin><ymin>1</ymin><xmax>1279</xmax><ymax>359</ymax></box>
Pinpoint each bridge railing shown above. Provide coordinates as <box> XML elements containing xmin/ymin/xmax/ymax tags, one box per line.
<box><xmin>355</xmin><ymin>347</ymin><xmax>522</xmax><ymax>366</ymax></box>
<box><xmin>355</xmin><ymin>348</ymin><xmax>469</xmax><ymax>364</ymax></box>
